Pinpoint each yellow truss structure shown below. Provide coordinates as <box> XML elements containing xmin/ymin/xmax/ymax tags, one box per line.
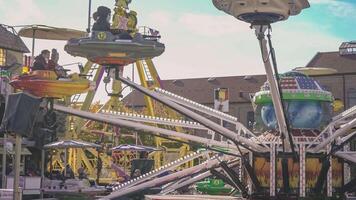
<box><xmin>49</xmin><ymin>1</ymin><xmax>192</xmax><ymax>183</ymax></box>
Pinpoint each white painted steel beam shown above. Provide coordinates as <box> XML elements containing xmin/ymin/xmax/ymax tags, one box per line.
<box><xmin>335</xmin><ymin>151</ymin><xmax>356</xmax><ymax>164</ymax></box>
<box><xmin>118</xmin><ymin>76</ymin><xmax>268</xmax><ymax>152</ymax></box>
<box><xmin>154</xmin><ymin>88</ymin><xmax>238</xmax><ymax>123</ymax></box>
<box><xmin>54</xmin><ymin>105</ymin><xmax>239</xmax><ymax>153</ymax></box>
<box><xmin>113</xmin><ymin>150</ymin><xmax>207</xmax><ymax>191</ymax></box>
<box><xmin>311</xmin><ymin>119</ymin><xmax>356</xmax><ymax>153</ymax></box>
<box><xmin>101</xmin><ymin>155</ymin><xmax>227</xmax><ymax>199</ymax></box>
<box><xmin>154</xmin><ymin>88</ymin><xmax>268</xmax><ymax>149</ymax></box>
<box><xmin>100</xmin><ymin>110</ymin><xmax>208</xmax><ymax>130</ymax></box>
<box><xmin>160</xmin><ymin>171</ymin><xmax>212</xmax><ymax>194</ymax></box>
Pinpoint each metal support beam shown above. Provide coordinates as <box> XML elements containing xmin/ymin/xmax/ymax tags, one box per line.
<box><xmin>2</xmin><ymin>134</ymin><xmax>7</xmax><ymax>189</ymax></box>
<box><xmin>314</xmin><ymin>154</ymin><xmax>331</xmax><ymax>194</ymax></box>
<box><xmin>344</xmin><ymin>144</ymin><xmax>351</xmax><ymax>185</ymax></box>
<box><xmin>248</xmin><ymin>152</ymin><xmax>253</xmax><ymax>195</ymax></box>
<box><xmin>118</xmin><ymin>76</ymin><xmax>267</xmax><ymax>152</ymax></box>
<box><xmin>281</xmin><ymin>157</ymin><xmax>290</xmax><ymax>194</ymax></box>
<box><xmin>327</xmin><ymin>145</ymin><xmax>332</xmax><ymax>197</ymax></box>
<box><xmin>161</xmin><ymin>171</ymin><xmax>212</xmax><ymax>194</ymax></box>
<box><xmin>113</xmin><ymin>150</ymin><xmax>206</xmax><ymax>191</ymax></box>
<box><xmin>219</xmin><ymin>161</ymin><xmax>249</xmax><ymax>198</ymax></box>
<box><xmin>299</xmin><ymin>144</ymin><xmax>306</xmax><ymax>197</ymax></box>
<box><xmin>54</xmin><ymin>105</ymin><xmax>239</xmax><ymax>153</ymax></box>
<box><xmin>101</xmin><ymin>155</ymin><xmax>224</xmax><ymax>199</ymax></box>
<box><xmin>254</xmin><ymin>25</ymin><xmax>293</xmax><ymax>152</ymax></box>
<box><xmin>312</xmin><ymin>118</ymin><xmax>356</xmax><ymax>153</ymax></box>
<box><xmin>155</xmin><ymin>87</ymin><xmax>268</xmax><ymax>149</ymax></box>
<box><xmin>13</xmin><ymin>135</ymin><xmax>22</xmax><ymax>200</ymax></box>
<box><xmin>40</xmin><ymin>149</ymin><xmax>45</xmax><ymax>199</ymax></box>
<box><xmin>270</xmin><ymin>142</ymin><xmax>276</xmax><ymax>197</ymax></box>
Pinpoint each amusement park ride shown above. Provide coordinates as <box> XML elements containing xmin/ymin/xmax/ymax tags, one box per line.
<box><xmin>9</xmin><ymin>0</ymin><xmax>193</xmax><ymax>186</ymax></box>
<box><xmin>3</xmin><ymin>0</ymin><xmax>356</xmax><ymax>199</ymax></box>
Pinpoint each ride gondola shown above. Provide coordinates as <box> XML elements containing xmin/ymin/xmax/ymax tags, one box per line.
<box><xmin>64</xmin><ymin>29</ymin><xmax>165</xmax><ymax>66</ymax></box>
<box><xmin>10</xmin><ymin>25</ymin><xmax>94</xmax><ymax>99</ymax></box>
<box><xmin>10</xmin><ymin>70</ymin><xmax>94</xmax><ymax>99</ymax></box>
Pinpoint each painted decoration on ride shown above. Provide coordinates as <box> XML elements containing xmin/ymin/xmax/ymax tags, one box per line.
<box><xmin>254</xmin><ymin>156</ymin><xmax>270</xmax><ymax>187</ymax></box>
<box><xmin>276</xmin><ymin>158</ymin><xmax>300</xmax><ymax>188</ymax></box>
<box><xmin>332</xmin><ymin>158</ymin><xmax>343</xmax><ymax>188</ymax></box>
<box><xmin>254</xmin><ymin>156</ymin><xmax>343</xmax><ymax>189</ymax></box>
<box><xmin>254</xmin><ymin>156</ymin><xmax>300</xmax><ymax>188</ymax></box>
<box><xmin>305</xmin><ymin>157</ymin><xmax>321</xmax><ymax>188</ymax></box>
<box><xmin>305</xmin><ymin>157</ymin><xmax>342</xmax><ymax>188</ymax></box>
<box><xmin>214</xmin><ymin>88</ymin><xmax>229</xmax><ymax>112</ymax></box>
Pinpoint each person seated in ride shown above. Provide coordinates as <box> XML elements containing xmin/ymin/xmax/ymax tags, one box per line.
<box><xmin>92</xmin><ymin>6</ymin><xmax>111</xmax><ymax>32</ymax></box>
<box><xmin>131</xmin><ymin>169</ymin><xmax>141</xmax><ymax>179</ymax></box>
<box><xmin>48</xmin><ymin>48</ymin><xmax>67</xmax><ymax>78</ymax></box>
<box><xmin>112</xmin><ymin>6</ymin><xmax>133</xmax><ymax>40</ymax></box>
<box><xmin>32</xmin><ymin>49</ymin><xmax>50</xmax><ymax>71</ymax></box>
<box><xmin>78</xmin><ymin>167</ymin><xmax>88</xmax><ymax>180</ymax></box>
<box><xmin>48</xmin><ymin>48</ymin><xmax>59</xmax><ymax>71</ymax></box>
<box><xmin>62</xmin><ymin>164</ymin><xmax>75</xmax><ymax>180</ymax></box>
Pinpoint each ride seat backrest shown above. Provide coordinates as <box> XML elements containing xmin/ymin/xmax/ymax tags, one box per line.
<box><xmin>32</xmin><ymin>70</ymin><xmax>57</xmax><ymax>80</ymax></box>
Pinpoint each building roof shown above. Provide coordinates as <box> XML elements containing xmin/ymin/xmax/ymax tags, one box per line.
<box><xmin>306</xmin><ymin>51</ymin><xmax>356</xmax><ymax>74</ymax></box>
<box><xmin>0</xmin><ymin>25</ymin><xmax>30</xmax><ymax>53</ymax></box>
<box><xmin>123</xmin><ymin>75</ymin><xmax>267</xmax><ymax>107</ymax></box>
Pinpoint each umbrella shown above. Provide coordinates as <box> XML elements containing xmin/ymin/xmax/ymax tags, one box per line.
<box><xmin>18</xmin><ymin>24</ymin><xmax>87</xmax><ymax>59</ymax></box>
<box><xmin>18</xmin><ymin>24</ymin><xmax>86</xmax><ymax>41</ymax></box>
<box><xmin>43</xmin><ymin>139</ymin><xmax>101</xmax><ymax>149</ymax></box>
<box><xmin>111</xmin><ymin>144</ymin><xmax>161</xmax><ymax>152</ymax></box>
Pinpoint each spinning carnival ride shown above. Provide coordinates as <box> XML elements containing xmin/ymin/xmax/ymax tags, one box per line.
<box><xmin>44</xmin><ymin>0</ymin><xmax>192</xmax><ymax>184</ymax></box>
<box><xmin>66</xmin><ymin>0</ymin><xmax>354</xmax><ymax>199</ymax></box>
<box><xmin>6</xmin><ymin>0</ymin><xmax>356</xmax><ymax>199</ymax></box>
<box><xmin>7</xmin><ymin>0</ymin><xmax>193</xmax><ymax>186</ymax></box>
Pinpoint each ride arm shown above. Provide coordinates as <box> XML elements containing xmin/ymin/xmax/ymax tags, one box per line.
<box><xmin>154</xmin><ymin>87</ymin><xmax>270</xmax><ymax>150</ymax></box>
<box><xmin>311</xmin><ymin>118</ymin><xmax>356</xmax><ymax>153</ymax></box>
<box><xmin>161</xmin><ymin>171</ymin><xmax>212</xmax><ymax>194</ymax></box>
<box><xmin>53</xmin><ymin>105</ymin><xmax>239</xmax><ymax>152</ymax></box>
<box><xmin>101</xmin><ymin>154</ymin><xmax>227</xmax><ymax>199</ymax></box>
<box><xmin>117</xmin><ymin>76</ymin><xmax>268</xmax><ymax>153</ymax></box>
<box><xmin>254</xmin><ymin>25</ymin><xmax>295</xmax><ymax>153</ymax></box>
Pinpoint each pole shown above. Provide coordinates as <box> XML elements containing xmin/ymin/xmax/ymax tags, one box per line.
<box><xmin>64</xmin><ymin>148</ymin><xmax>67</xmax><ymax>178</ymax></box>
<box><xmin>2</xmin><ymin>134</ymin><xmax>7</xmax><ymax>189</ymax></box>
<box><xmin>97</xmin><ymin>149</ymin><xmax>100</xmax><ymax>184</ymax></box>
<box><xmin>13</xmin><ymin>135</ymin><xmax>22</xmax><ymax>200</ymax></box>
<box><xmin>50</xmin><ymin>152</ymin><xmax>53</xmax><ymax>179</ymax></box>
<box><xmin>87</xmin><ymin>0</ymin><xmax>92</xmax><ymax>33</ymax></box>
<box><xmin>40</xmin><ymin>149</ymin><xmax>45</xmax><ymax>199</ymax></box>
<box><xmin>31</xmin><ymin>29</ymin><xmax>36</xmax><ymax>65</ymax></box>
<box><xmin>255</xmin><ymin>25</ymin><xmax>292</xmax><ymax>152</ymax></box>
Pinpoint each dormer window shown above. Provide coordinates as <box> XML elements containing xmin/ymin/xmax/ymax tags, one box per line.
<box><xmin>339</xmin><ymin>41</ymin><xmax>356</xmax><ymax>56</ymax></box>
<box><xmin>0</xmin><ymin>48</ymin><xmax>6</xmax><ymax>66</ymax></box>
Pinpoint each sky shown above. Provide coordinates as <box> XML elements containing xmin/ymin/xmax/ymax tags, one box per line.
<box><xmin>0</xmin><ymin>0</ymin><xmax>355</xmax><ymax>102</ymax></box>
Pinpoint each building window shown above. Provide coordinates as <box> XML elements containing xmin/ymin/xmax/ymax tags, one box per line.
<box><xmin>247</xmin><ymin>111</ymin><xmax>254</xmax><ymax>129</ymax></box>
<box><xmin>0</xmin><ymin>49</ymin><xmax>6</xmax><ymax>66</ymax></box>
<box><xmin>348</xmin><ymin>88</ymin><xmax>356</xmax><ymax>108</ymax></box>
